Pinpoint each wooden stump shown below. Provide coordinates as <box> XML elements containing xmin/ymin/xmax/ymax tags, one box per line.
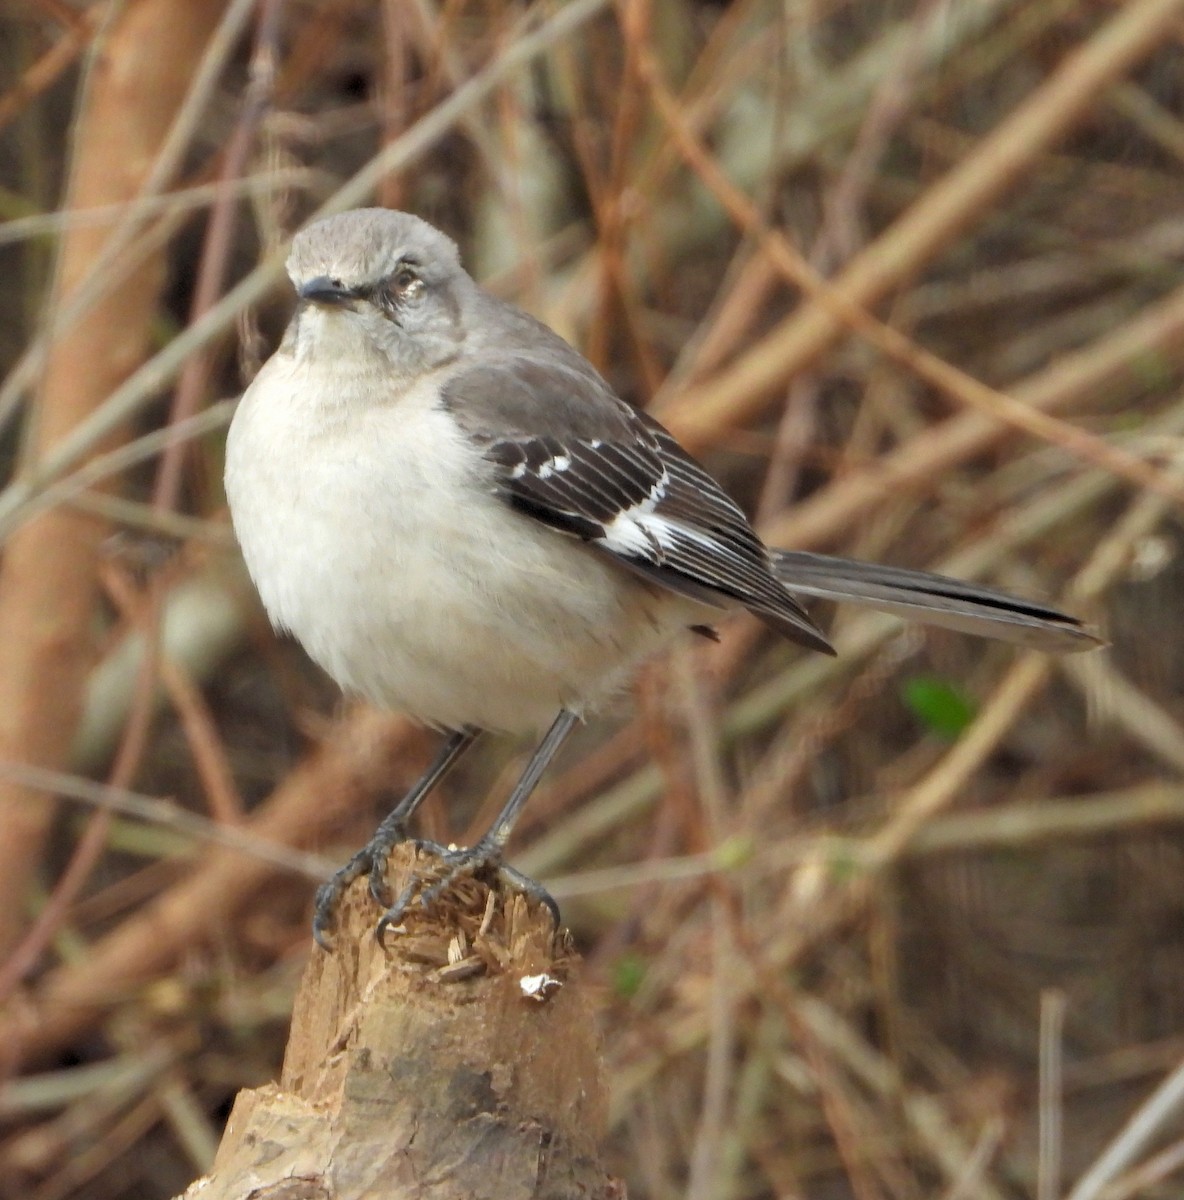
<box><xmin>181</xmin><ymin>846</ymin><xmax>622</xmax><ymax>1199</ymax></box>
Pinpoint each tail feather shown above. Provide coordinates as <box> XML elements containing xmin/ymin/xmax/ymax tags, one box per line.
<box><xmin>770</xmin><ymin>550</ymin><xmax>1100</xmax><ymax>654</ymax></box>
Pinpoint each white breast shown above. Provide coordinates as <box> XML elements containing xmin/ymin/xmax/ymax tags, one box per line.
<box><xmin>225</xmin><ymin>334</ymin><xmax>695</xmax><ymax>733</ymax></box>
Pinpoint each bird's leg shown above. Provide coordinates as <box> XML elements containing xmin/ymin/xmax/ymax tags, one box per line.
<box><xmin>377</xmin><ymin>709</ymin><xmax>580</xmax><ymax>938</ymax></box>
<box><xmin>312</xmin><ymin>725</ymin><xmax>481</xmax><ymax>948</ymax></box>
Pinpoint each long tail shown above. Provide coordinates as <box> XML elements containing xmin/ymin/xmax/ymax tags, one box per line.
<box><xmin>770</xmin><ymin>550</ymin><xmax>1100</xmax><ymax>654</ymax></box>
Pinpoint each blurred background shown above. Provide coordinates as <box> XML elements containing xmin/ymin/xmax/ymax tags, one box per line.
<box><xmin>2</xmin><ymin>0</ymin><xmax>1184</xmax><ymax>1196</ymax></box>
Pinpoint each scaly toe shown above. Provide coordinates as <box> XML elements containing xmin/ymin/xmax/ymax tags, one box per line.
<box><xmin>369</xmin><ymin>842</ymin><xmax>562</xmax><ymax>944</ymax></box>
<box><xmin>414</xmin><ymin>845</ymin><xmax>560</xmax><ymax>926</ymax></box>
<box><xmin>312</xmin><ymin>844</ymin><xmax>376</xmax><ymax>950</ymax></box>
<box><xmin>372</xmin><ymin>839</ymin><xmax>465</xmax><ymax>942</ymax></box>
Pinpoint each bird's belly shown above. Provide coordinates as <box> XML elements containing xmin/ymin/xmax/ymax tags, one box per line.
<box><xmin>228</xmin><ymin>386</ymin><xmax>685</xmax><ymax>733</ymax></box>
<box><xmin>267</xmin><ymin>500</ymin><xmax>674</xmax><ymax>731</ymax></box>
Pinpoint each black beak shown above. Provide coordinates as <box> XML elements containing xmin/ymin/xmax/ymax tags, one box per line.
<box><xmin>298</xmin><ymin>276</ymin><xmax>361</xmax><ymax>307</ymax></box>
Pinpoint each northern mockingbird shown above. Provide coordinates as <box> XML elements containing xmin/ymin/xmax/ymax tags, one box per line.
<box><xmin>225</xmin><ymin>208</ymin><xmax>1096</xmax><ymax>946</ymax></box>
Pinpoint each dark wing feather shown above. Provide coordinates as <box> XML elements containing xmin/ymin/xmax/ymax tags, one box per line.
<box><xmin>442</xmin><ymin>355</ymin><xmax>833</xmax><ymax>653</ymax></box>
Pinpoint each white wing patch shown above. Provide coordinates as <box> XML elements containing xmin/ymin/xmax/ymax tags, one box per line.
<box><xmin>537</xmin><ymin>453</ymin><xmax>571</xmax><ymax>479</ymax></box>
<box><xmin>599</xmin><ymin>469</ymin><xmax>669</xmax><ymax>559</ymax></box>
<box><xmin>599</xmin><ymin>466</ymin><xmax>731</xmax><ymax>566</ymax></box>
<box><xmin>512</xmin><ymin>451</ymin><xmax>572</xmax><ymax>481</ymax></box>
<box><xmin>599</xmin><ymin>461</ymin><xmax>743</xmax><ymax>566</ymax></box>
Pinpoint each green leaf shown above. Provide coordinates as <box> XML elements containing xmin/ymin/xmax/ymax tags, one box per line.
<box><xmin>612</xmin><ymin>953</ymin><xmax>647</xmax><ymax>999</ymax></box>
<box><xmin>902</xmin><ymin>675</ymin><xmax>976</xmax><ymax>739</ymax></box>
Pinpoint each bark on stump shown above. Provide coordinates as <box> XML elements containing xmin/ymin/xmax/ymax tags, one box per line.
<box><xmin>183</xmin><ymin>846</ymin><xmax>621</xmax><ymax>1199</ymax></box>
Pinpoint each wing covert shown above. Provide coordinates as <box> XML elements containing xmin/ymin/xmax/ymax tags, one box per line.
<box><xmin>441</xmin><ymin>355</ymin><xmax>832</xmax><ymax>653</ymax></box>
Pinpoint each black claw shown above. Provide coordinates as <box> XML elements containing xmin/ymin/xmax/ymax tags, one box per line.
<box><xmin>374</xmin><ymin>893</ymin><xmax>412</xmax><ymax>945</ymax></box>
<box><xmin>366</xmin><ymin>859</ymin><xmax>391</xmax><ymax>907</ymax></box>
<box><xmin>491</xmin><ymin>860</ymin><xmax>561</xmax><ymax>927</ymax></box>
<box><xmin>311</xmin><ymin>888</ymin><xmax>339</xmax><ymax>952</ymax></box>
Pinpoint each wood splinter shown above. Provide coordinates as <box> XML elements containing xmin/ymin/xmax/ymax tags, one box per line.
<box><xmin>179</xmin><ymin>845</ymin><xmax>622</xmax><ymax>1200</ymax></box>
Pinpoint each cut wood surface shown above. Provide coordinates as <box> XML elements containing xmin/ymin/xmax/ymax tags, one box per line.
<box><xmin>183</xmin><ymin>846</ymin><xmax>619</xmax><ymax>1200</ymax></box>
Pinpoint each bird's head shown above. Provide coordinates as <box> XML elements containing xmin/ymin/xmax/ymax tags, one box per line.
<box><xmin>284</xmin><ymin>208</ymin><xmax>471</xmax><ymax>378</ymax></box>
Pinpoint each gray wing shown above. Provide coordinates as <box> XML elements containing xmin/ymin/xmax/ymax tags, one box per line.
<box><xmin>440</xmin><ymin>354</ymin><xmax>834</xmax><ymax>654</ymax></box>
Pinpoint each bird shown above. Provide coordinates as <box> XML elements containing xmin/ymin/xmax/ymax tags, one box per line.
<box><xmin>224</xmin><ymin>208</ymin><xmax>1096</xmax><ymax>946</ymax></box>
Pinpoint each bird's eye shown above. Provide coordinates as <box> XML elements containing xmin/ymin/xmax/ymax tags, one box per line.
<box><xmin>389</xmin><ymin>265</ymin><xmax>423</xmax><ymax>301</ymax></box>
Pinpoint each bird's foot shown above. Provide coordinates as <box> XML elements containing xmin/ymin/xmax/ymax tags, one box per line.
<box><xmin>311</xmin><ymin>820</ymin><xmax>409</xmax><ymax>950</ymax></box>
<box><xmin>375</xmin><ymin>839</ymin><xmax>560</xmax><ymax>943</ymax></box>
